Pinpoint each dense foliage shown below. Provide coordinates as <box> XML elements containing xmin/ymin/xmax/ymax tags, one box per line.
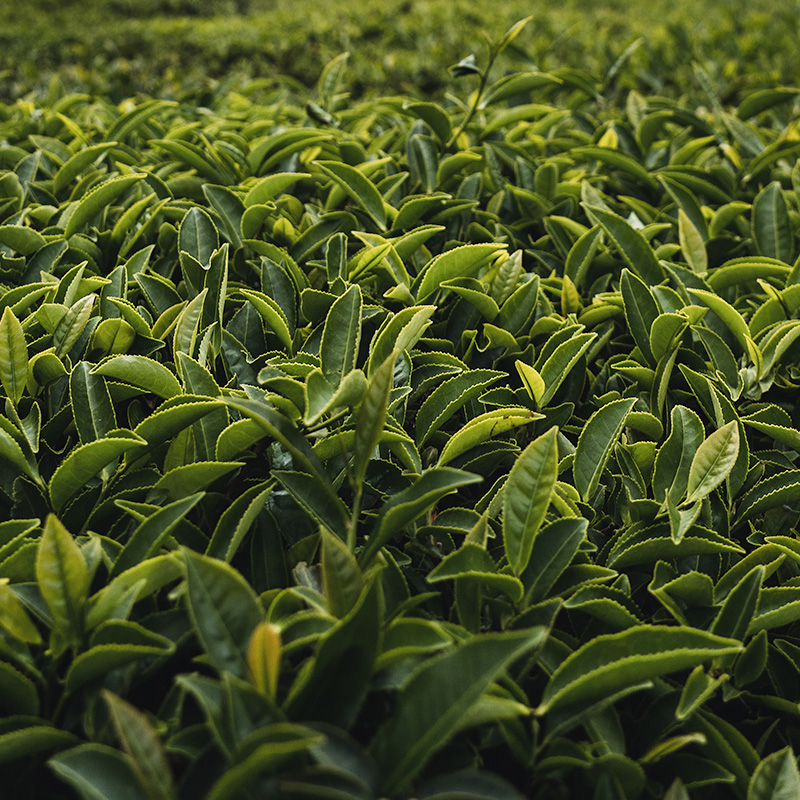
<box><xmin>4</xmin><ymin>0</ymin><xmax>800</xmax><ymax>103</ymax></box>
<box><xmin>4</xmin><ymin>10</ymin><xmax>800</xmax><ymax>800</ymax></box>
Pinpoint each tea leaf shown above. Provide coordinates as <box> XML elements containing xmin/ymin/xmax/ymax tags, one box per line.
<box><xmin>49</xmin><ymin>744</ymin><xmax>151</xmax><ymax>800</ymax></box>
<box><xmin>183</xmin><ymin>550</ymin><xmax>262</xmax><ymax>680</ymax></box>
<box><xmin>316</xmin><ymin>160</ymin><xmax>388</xmax><ymax>230</ymax></box>
<box><xmin>748</xmin><ymin>747</ymin><xmax>800</xmax><ymax>800</ymax></box>
<box><xmin>320</xmin><ymin>283</ymin><xmax>362</xmax><ymax>385</ymax></box>
<box><xmin>111</xmin><ymin>493</ymin><xmax>204</xmax><ymax>578</ymax></box>
<box><xmin>503</xmin><ymin>426</ymin><xmax>558</xmax><ymax>575</ymax></box>
<box><xmin>685</xmin><ymin>421</ymin><xmax>740</xmax><ymax>504</ymax></box>
<box><xmin>352</xmin><ymin>351</ymin><xmax>396</xmax><ymax>488</ymax></box>
<box><xmin>36</xmin><ymin>515</ymin><xmax>89</xmax><ymax>649</ymax></box>
<box><xmin>438</xmin><ymin>408</ymin><xmax>538</xmax><ymax>466</ymax></box>
<box><xmin>370</xmin><ymin>628</ymin><xmax>546</xmax><ymax>794</ymax></box>
<box><xmin>752</xmin><ymin>182</ymin><xmax>793</xmax><ymax>263</ymax></box>
<box><xmin>50</xmin><ymin>433</ymin><xmax>145</xmax><ymax>512</ymax></box>
<box><xmin>64</xmin><ymin>173</ymin><xmax>146</xmax><ymax>237</ymax></box>
<box><xmin>0</xmin><ymin>307</ymin><xmax>27</xmax><ymax>405</ymax></box>
<box><xmin>574</xmin><ymin>398</ymin><xmax>636</xmax><ymax>502</ymax></box>
<box><xmin>537</xmin><ymin>626</ymin><xmax>742</xmax><ymax>715</ymax></box>
<box><xmin>583</xmin><ymin>203</ymin><xmax>663</xmax><ymax>283</ymax></box>
<box><xmin>360</xmin><ymin>467</ymin><xmax>482</xmax><ymax>568</ymax></box>
<box><xmin>103</xmin><ymin>691</ymin><xmax>176</xmax><ymax>800</ymax></box>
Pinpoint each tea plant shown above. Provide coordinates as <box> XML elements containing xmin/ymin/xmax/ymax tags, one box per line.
<box><xmin>2</xmin><ymin>15</ymin><xmax>800</xmax><ymax>799</ymax></box>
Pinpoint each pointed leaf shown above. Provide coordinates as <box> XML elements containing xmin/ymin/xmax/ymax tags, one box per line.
<box><xmin>320</xmin><ymin>284</ymin><xmax>362</xmax><ymax>385</ymax></box>
<box><xmin>64</xmin><ymin>174</ymin><xmax>146</xmax><ymax>237</ymax></box>
<box><xmin>183</xmin><ymin>550</ymin><xmax>263</xmax><ymax>680</ymax></box>
<box><xmin>316</xmin><ymin>160</ymin><xmax>387</xmax><ymax>230</ymax></box>
<box><xmin>537</xmin><ymin>626</ymin><xmax>742</xmax><ymax>715</ymax></box>
<box><xmin>438</xmin><ymin>408</ymin><xmax>538</xmax><ymax>467</ymax></box>
<box><xmin>239</xmin><ymin>288</ymin><xmax>293</xmax><ymax>351</ymax></box>
<box><xmin>685</xmin><ymin>421</ymin><xmax>740</xmax><ymax>504</ymax></box>
<box><xmin>321</xmin><ymin>527</ymin><xmax>363</xmax><ymax>619</ymax></box>
<box><xmin>503</xmin><ymin>426</ymin><xmax>558</xmax><ymax>575</ymax></box>
<box><xmin>0</xmin><ymin>307</ymin><xmax>27</xmax><ymax>405</ymax></box>
<box><xmin>353</xmin><ymin>351</ymin><xmax>396</xmax><ymax>486</ymax></box>
<box><xmin>370</xmin><ymin>628</ymin><xmax>546</xmax><ymax>795</ymax></box>
<box><xmin>752</xmin><ymin>182</ymin><xmax>793</xmax><ymax>263</ymax></box>
<box><xmin>103</xmin><ymin>691</ymin><xmax>176</xmax><ymax>800</ymax></box>
<box><xmin>583</xmin><ymin>203</ymin><xmax>663</xmax><ymax>283</ymax></box>
<box><xmin>416</xmin><ymin>244</ymin><xmax>507</xmax><ymax>302</ymax></box>
<box><xmin>70</xmin><ymin>361</ymin><xmax>115</xmax><ymax>443</ymax></box>
<box><xmin>360</xmin><ymin>467</ymin><xmax>482</xmax><ymax>568</ymax></box>
<box><xmin>50</xmin><ymin>433</ymin><xmax>145</xmax><ymax>512</ymax></box>
<box><xmin>574</xmin><ymin>398</ymin><xmax>636</xmax><ymax>502</ymax></box>
<box><xmin>49</xmin><ymin>744</ymin><xmax>151</xmax><ymax>800</ymax></box>
<box><xmin>36</xmin><ymin>514</ymin><xmax>89</xmax><ymax>647</ymax></box>
<box><xmin>415</xmin><ymin>369</ymin><xmax>503</xmax><ymax>446</ymax></box>
<box><xmin>367</xmin><ymin>304</ymin><xmax>435</xmax><ymax>378</ymax></box>
<box><xmin>54</xmin><ymin>294</ymin><xmax>95</xmax><ymax>358</ymax></box>
<box><xmin>247</xmin><ymin>622</ymin><xmax>282</xmax><ymax>699</ymax></box>
<box><xmin>522</xmin><ymin>518</ymin><xmax>588</xmax><ymax>603</ymax></box>
<box><xmin>111</xmin><ymin>493</ymin><xmax>204</xmax><ymax>578</ymax></box>
<box><xmin>748</xmin><ymin>747</ymin><xmax>800</xmax><ymax>800</ymax></box>
<box><xmin>284</xmin><ymin>577</ymin><xmax>382</xmax><ymax>727</ymax></box>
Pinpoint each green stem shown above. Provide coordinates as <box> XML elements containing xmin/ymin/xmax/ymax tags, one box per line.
<box><xmin>347</xmin><ymin>484</ymin><xmax>362</xmax><ymax>552</ymax></box>
<box><xmin>446</xmin><ymin>46</ymin><xmax>499</xmax><ymax>149</ymax></box>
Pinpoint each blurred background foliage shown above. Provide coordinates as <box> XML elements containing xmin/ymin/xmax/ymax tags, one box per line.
<box><xmin>3</xmin><ymin>0</ymin><xmax>800</xmax><ymax>105</ymax></box>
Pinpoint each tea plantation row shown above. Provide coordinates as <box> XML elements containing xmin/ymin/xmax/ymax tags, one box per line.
<box><xmin>2</xmin><ymin>24</ymin><xmax>800</xmax><ymax>799</ymax></box>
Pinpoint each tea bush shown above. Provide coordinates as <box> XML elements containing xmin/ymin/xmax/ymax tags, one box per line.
<box><xmin>3</xmin><ymin>11</ymin><xmax>800</xmax><ymax>800</ymax></box>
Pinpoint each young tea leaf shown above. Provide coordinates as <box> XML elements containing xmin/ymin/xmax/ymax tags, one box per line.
<box><xmin>36</xmin><ymin>515</ymin><xmax>89</xmax><ymax>650</ymax></box>
<box><xmin>685</xmin><ymin>420</ymin><xmax>740</xmax><ymax>504</ymax></box>
<box><xmin>0</xmin><ymin>307</ymin><xmax>27</xmax><ymax>406</ymax></box>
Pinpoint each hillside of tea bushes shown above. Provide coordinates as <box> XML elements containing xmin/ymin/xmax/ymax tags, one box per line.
<box><xmin>5</xmin><ymin>9</ymin><xmax>800</xmax><ymax>800</ymax></box>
